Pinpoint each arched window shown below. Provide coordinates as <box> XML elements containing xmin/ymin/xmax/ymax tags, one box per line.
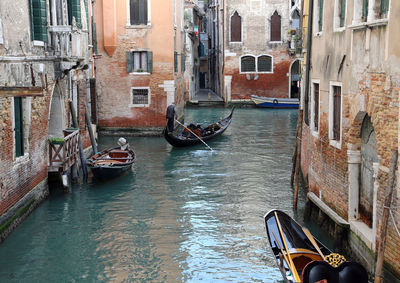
<box><xmin>231</xmin><ymin>11</ymin><xmax>241</xmax><ymax>42</ymax></box>
<box><xmin>241</xmin><ymin>56</ymin><xmax>255</xmax><ymax>72</ymax></box>
<box><xmin>270</xmin><ymin>11</ymin><xmax>281</xmax><ymax>41</ymax></box>
<box><xmin>257</xmin><ymin>55</ymin><xmax>272</xmax><ymax>72</ymax></box>
<box><xmin>271</xmin><ymin>11</ymin><xmax>281</xmax><ymax>41</ymax></box>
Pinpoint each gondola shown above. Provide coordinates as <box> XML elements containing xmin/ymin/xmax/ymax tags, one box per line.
<box><xmin>264</xmin><ymin>209</ymin><xmax>368</xmax><ymax>283</ymax></box>
<box><xmin>86</xmin><ymin>146</ymin><xmax>135</xmax><ymax>180</ymax></box>
<box><xmin>164</xmin><ymin>107</ymin><xmax>234</xmax><ymax>147</ymax></box>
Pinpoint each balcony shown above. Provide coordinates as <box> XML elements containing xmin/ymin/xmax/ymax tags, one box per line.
<box><xmin>48</xmin><ymin>25</ymin><xmax>85</xmax><ymax>61</ymax></box>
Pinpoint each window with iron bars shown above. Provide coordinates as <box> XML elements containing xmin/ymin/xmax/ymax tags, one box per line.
<box><xmin>131</xmin><ymin>88</ymin><xmax>149</xmax><ymax>105</ymax></box>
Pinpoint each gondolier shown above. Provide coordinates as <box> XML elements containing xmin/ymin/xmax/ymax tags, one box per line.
<box><xmin>166</xmin><ymin>102</ymin><xmax>177</xmax><ymax>133</ymax></box>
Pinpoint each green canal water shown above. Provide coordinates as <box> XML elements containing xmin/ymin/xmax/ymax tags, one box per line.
<box><xmin>0</xmin><ymin>108</ymin><xmax>328</xmax><ymax>282</ymax></box>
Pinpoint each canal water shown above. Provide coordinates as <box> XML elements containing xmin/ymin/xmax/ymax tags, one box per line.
<box><xmin>0</xmin><ymin>108</ymin><xmax>327</xmax><ymax>282</ymax></box>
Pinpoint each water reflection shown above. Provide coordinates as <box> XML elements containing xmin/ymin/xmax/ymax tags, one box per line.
<box><xmin>0</xmin><ymin>108</ymin><xmax>307</xmax><ymax>282</ymax></box>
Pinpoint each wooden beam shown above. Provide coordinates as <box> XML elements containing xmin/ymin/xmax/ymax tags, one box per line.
<box><xmin>0</xmin><ymin>86</ymin><xmax>44</xmax><ymax>97</ymax></box>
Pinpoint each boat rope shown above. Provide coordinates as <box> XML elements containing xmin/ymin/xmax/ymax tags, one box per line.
<box><xmin>384</xmin><ymin>205</ymin><xmax>400</xmax><ymax>237</ymax></box>
<box><xmin>174</xmin><ymin>119</ymin><xmax>213</xmax><ymax>151</ymax></box>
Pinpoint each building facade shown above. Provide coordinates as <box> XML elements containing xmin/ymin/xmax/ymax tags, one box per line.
<box><xmin>222</xmin><ymin>0</ymin><xmax>301</xmax><ymax>102</ymax></box>
<box><xmin>300</xmin><ymin>0</ymin><xmax>400</xmax><ymax>277</ymax></box>
<box><xmin>94</xmin><ymin>0</ymin><xmax>185</xmax><ymax>134</ymax></box>
<box><xmin>0</xmin><ymin>0</ymin><xmax>95</xmax><ymax>242</ymax></box>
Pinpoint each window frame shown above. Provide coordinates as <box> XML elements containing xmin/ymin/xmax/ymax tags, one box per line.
<box><xmin>129</xmin><ymin>87</ymin><xmax>151</xmax><ymax>107</ymax></box>
<box><xmin>126</xmin><ymin>0</ymin><xmax>151</xmax><ymax>28</ymax></box>
<box><xmin>351</xmin><ymin>0</ymin><xmax>390</xmax><ymax>28</ymax></box>
<box><xmin>329</xmin><ymin>81</ymin><xmax>343</xmax><ymax>148</ymax></box>
<box><xmin>230</xmin><ymin>11</ymin><xmax>242</xmax><ymax>43</ymax></box>
<box><xmin>311</xmin><ymin>80</ymin><xmax>320</xmax><ymax>137</ymax></box>
<box><xmin>12</xmin><ymin>97</ymin><xmax>31</xmax><ymax>162</ymax></box>
<box><xmin>239</xmin><ymin>54</ymin><xmax>273</xmax><ymax>74</ymax></box>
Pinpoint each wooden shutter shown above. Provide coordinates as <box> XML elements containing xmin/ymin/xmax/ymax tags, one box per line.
<box><xmin>230</xmin><ymin>12</ymin><xmax>241</xmax><ymax>42</ymax></box>
<box><xmin>68</xmin><ymin>0</ymin><xmax>82</xmax><ymax>27</ymax></box>
<box><xmin>362</xmin><ymin>0</ymin><xmax>368</xmax><ymax>22</ymax></box>
<box><xmin>174</xmin><ymin>51</ymin><xmax>178</xmax><ymax>73</ymax></box>
<box><xmin>126</xmin><ymin>52</ymin><xmax>134</xmax><ymax>73</ymax></box>
<box><xmin>270</xmin><ymin>11</ymin><xmax>281</xmax><ymax>41</ymax></box>
<box><xmin>319</xmin><ymin>0</ymin><xmax>323</xmax><ymax>32</ymax></box>
<box><xmin>14</xmin><ymin>97</ymin><xmax>24</xmax><ymax>157</ymax></box>
<box><xmin>181</xmin><ymin>53</ymin><xmax>185</xmax><ymax>73</ymax></box>
<box><xmin>85</xmin><ymin>0</ymin><xmax>89</xmax><ymax>32</ymax></box>
<box><xmin>380</xmin><ymin>0</ymin><xmax>389</xmax><ymax>17</ymax></box>
<box><xmin>92</xmin><ymin>17</ymin><xmax>98</xmax><ymax>55</ymax></box>
<box><xmin>339</xmin><ymin>0</ymin><xmax>345</xmax><ymax>27</ymax></box>
<box><xmin>333</xmin><ymin>86</ymin><xmax>341</xmax><ymax>140</ymax></box>
<box><xmin>314</xmin><ymin>84</ymin><xmax>319</xmax><ymax>130</ymax></box>
<box><xmin>147</xmin><ymin>51</ymin><xmax>153</xmax><ymax>73</ymax></box>
<box><xmin>30</xmin><ymin>0</ymin><xmax>48</xmax><ymax>42</ymax></box>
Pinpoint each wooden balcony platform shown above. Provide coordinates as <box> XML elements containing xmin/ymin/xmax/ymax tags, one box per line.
<box><xmin>48</xmin><ymin>130</ymin><xmax>79</xmax><ymax>173</ymax></box>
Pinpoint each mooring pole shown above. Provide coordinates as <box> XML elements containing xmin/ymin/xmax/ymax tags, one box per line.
<box><xmin>85</xmin><ymin>103</ymin><xmax>97</xmax><ymax>154</ymax></box>
<box><xmin>375</xmin><ymin>150</ymin><xmax>398</xmax><ymax>283</ymax></box>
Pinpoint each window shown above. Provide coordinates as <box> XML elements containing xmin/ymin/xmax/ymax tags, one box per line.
<box><xmin>241</xmin><ymin>55</ymin><xmax>273</xmax><ymax>73</ymax></box>
<box><xmin>130</xmin><ymin>87</ymin><xmax>150</xmax><ymax>107</ymax></box>
<box><xmin>329</xmin><ymin>82</ymin><xmax>342</xmax><ymax>146</ymax></box>
<box><xmin>68</xmin><ymin>0</ymin><xmax>82</xmax><ymax>27</ymax></box>
<box><xmin>29</xmin><ymin>0</ymin><xmax>48</xmax><ymax>42</ymax></box>
<box><xmin>181</xmin><ymin>53</ymin><xmax>185</xmax><ymax>73</ymax></box>
<box><xmin>14</xmin><ymin>97</ymin><xmax>24</xmax><ymax>157</ymax></box>
<box><xmin>230</xmin><ymin>11</ymin><xmax>241</xmax><ymax>42</ymax></box>
<box><xmin>311</xmin><ymin>81</ymin><xmax>320</xmax><ymax>134</ymax></box>
<box><xmin>130</xmin><ymin>0</ymin><xmax>148</xmax><ymax>25</ymax></box>
<box><xmin>241</xmin><ymin>56</ymin><xmax>256</xmax><ymax>72</ymax></box>
<box><xmin>126</xmin><ymin>51</ymin><xmax>153</xmax><ymax>73</ymax></box>
<box><xmin>334</xmin><ymin>0</ymin><xmax>346</xmax><ymax>29</ymax></box>
<box><xmin>257</xmin><ymin>56</ymin><xmax>272</xmax><ymax>72</ymax></box>
<box><xmin>174</xmin><ymin>51</ymin><xmax>178</xmax><ymax>73</ymax></box>
<box><xmin>270</xmin><ymin>11</ymin><xmax>281</xmax><ymax>42</ymax></box>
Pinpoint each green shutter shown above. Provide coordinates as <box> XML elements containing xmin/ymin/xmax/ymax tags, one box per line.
<box><xmin>30</xmin><ymin>0</ymin><xmax>48</xmax><ymax>42</ymax></box>
<box><xmin>14</xmin><ymin>97</ymin><xmax>24</xmax><ymax>157</ymax></box>
<box><xmin>85</xmin><ymin>0</ymin><xmax>89</xmax><ymax>30</ymax></box>
<box><xmin>69</xmin><ymin>0</ymin><xmax>82</xmax><ymax>28</ymax></box>
<box><xmin>339</xmin><ymin>0</ymin><xmax>345</xmax><ymax>27</ymax></box>
<box><xmin>362</xmin><ymin>0</ymin><xmax>368</xmax><ymax>21</ymax></box>
<box><xmin>181</xmin><ymin>53</ymin><xmax>185</xmax><ymax>73</ymax></box>
<box><xmin>319</xmin><ymin>0</ymin><xmax>323</xmax><ymax>32</ymax></box>
<box><xmin>147</xmin><ymin>51</ymin><xmax>153</xmax><ymax>73</ymax></box>
<box><xmin>380</xmin><ymin>0</ymin><xmax>389</xmax><ymax>17</ymax></box>
<box><xmin>92</xmin><ymin>18</ymin><xmax>97</xmax><ymax>55</ymax></box>
<box><xmin>174</xmin><ymin>51</ymin><xmax>178</xmax><ymax>73</ymax></box>
<box><xmin>127</xmin><ymin>52</ymin><xmax>134</xmax><ymax>73</ymax></box>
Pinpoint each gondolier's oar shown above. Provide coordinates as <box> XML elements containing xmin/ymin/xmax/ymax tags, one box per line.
<box><xmin>302</xmin><ymin>227</ymin><xmax>325</xmax><ymax>260</ymax></box>
<box><xmin>272</xmin><ymin>230</ymin><xmax>296</xmax><ymax>276</ymax></box>
<box><xmin>175</xmin><ymin>119</ymin><xmax>213</xmax><ymax>151</ymax></box>
<box><xmin>274</xmin><ymin>211</ymin><xmax>301</xmax><ymax>282</ymax></box>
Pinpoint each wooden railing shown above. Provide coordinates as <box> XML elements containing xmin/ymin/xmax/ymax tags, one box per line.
<box><xmin>48</xmin><ymin>130</ymin><xmax>79</xmax><ymax>173</ymax></box>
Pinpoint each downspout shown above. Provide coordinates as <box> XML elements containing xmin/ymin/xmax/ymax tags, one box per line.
<box><xmin>304</xmin><ymin>0</ymin><xmax>313</xmax><ymax>125</ymax></box>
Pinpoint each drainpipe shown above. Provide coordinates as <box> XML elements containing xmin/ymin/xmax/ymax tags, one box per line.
<box><xmin>304</xmin><ymin>0</ymin><xmax>313</xmax><ymax>125</ymax></box>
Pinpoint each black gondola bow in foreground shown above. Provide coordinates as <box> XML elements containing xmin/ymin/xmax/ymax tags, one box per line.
<box><xmin>264</xmin><ymin>209</ymin><xmax>368</xmax><ymax>283</ymax></box>
<box><xmin>163</xmin><ymin>107</ymin><xmax>234</xmax><ymax>147</ymax></box>
<box><xmin>86</xmin><ymin>146</ymin><xmax>136</xmax><ymax>180</ymax></box>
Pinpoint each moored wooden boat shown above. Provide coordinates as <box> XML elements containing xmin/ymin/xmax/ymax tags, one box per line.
<box><xmin>251</xmin><ymin>95</ymin><xmax>299</xmax><ymax>109</ymax></box>
<box><xmin>86</xmin><ymin>147</ymin><xmax>135</xmax><ymax>179</ymax></box>
<box><xmin>164</xmin><ymin>107</ymin><xmax>234</xmax><ymax>147</ymax></box>
<box><xmin>264</xmin><ymin>209</ymin><xmax>368</xmax><ymax>283</ymax></box>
